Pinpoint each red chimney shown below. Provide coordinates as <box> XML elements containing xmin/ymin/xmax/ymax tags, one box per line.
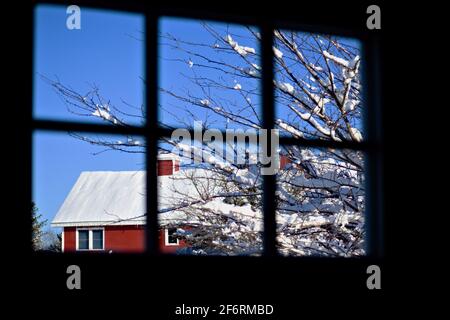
<box><xmin>157</xmin><ymin>154</ymin><xmax>180</xmax><ymax>176</ymax></box>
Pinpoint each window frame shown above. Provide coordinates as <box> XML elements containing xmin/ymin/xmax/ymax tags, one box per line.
<box><xmin>28</xmin><ymin>1</ymin><xmax>384</xmax><ymax>259</ymax></box>
<box><xmin>164</xmin><ymin>228</ymin><xmax>180</xmax><ymax>246</ymax></box>
<box><xmin>75</xmin><ymin>227</ymin><xmax>105</xmax><ymax>251</ymax></box>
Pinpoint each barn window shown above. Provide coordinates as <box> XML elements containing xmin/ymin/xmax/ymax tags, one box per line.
<box><xmin>77</xmin><ymin>230</ymin><xmax>89</xmax><ymax>250</ymax></box>
<box><xmin>92</xmin><ymin>230</ymin><xmax>104</xmax><ymax>250</ymax></box>
<box><xmin>165</xmin><ymin>228</ymin><xmax>179</xmax><ymax>246</ymax></box>
<box><xmin>77</xmin><ymin>228</ymin><xmax>104</xmax><ymax>251</ymax></box>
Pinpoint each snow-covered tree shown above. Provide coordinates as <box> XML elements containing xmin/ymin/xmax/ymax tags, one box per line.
<box><xmin>46</xmin><ymin>25</ymin><xmax>365</xmax><ymax>256</ymax></box>
<box><xmin>42</xmin><ymin>230</ymin><xmax>62</xmax><ymax>252</ymax></box>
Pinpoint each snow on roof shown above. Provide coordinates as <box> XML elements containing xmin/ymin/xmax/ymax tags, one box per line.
<box><xmin>157</xmin><ymin>153</ymin><xmax>180</xmax><ymax>161</ymax></box>
<box><xmin>51</xmin><ymin>167</ymin><xmax>257</xmax><ymax>228</ymax></box>
<box><xmin>51</xmin><ymin>171</ymin><xmax>147</xmax><ymax>227</ymax></box>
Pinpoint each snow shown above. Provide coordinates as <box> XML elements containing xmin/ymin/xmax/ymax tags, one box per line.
<box><xmin>349</xmin><ymin>55</ymin><xmax>360</xmax><ymax>69</ymax></box>
<box><xmin>323</xmin><ymin>51</ymin><xmax>360</xmax><ymax>72</ymax></box>
<box><xmin>309</xmin><ymin>63</ymin><xmax>323</xmax><ymax>72</ymax></box>
<box><xmin>175</xmin><ymin>142</ymin><xmax>233</xmax><ymax>172</ymax></box>
<box><xmin>233</xmin><ymin>169</ymin><xmax>258</xmax><ymax>186</ymax></box>
<box><xmin>200</xmin><ymin>99</ymin><xmax>210</xmax><ymax>106</ymax></box>
<box><xmin>51</xmin><ymin>171</ymin><xmax>147</xmax><ymax>227</ymax></box>
<box><xmin>225</xmin><ymin>34</ymin><xmax>256</xmax><ymax>56</ymax></box>
<box><xmin>243</xmin><ymin>67</ymin><xmax>259</xmax><ymax>77</ymax></box>
<box><xmin>343</xmin><ymin>99</ymin><xmax>359</xmax><ymax>112</ymax></box>
<box><xmin>310</xmin><ymin>93</ymin><xmax>330</xmax><ymax>110</ymax></box>
<box><xmin>276</xmin><ymin>119</ymin><xmax>303</xmax><ymax>138</ymax></box>
<box><xmin>92</xmin><ymin>106</ymin><xmax>112</xmax><ymax>121</ymax></box>
<box><xmin>278</xmin><ymin>82</ymin><xmax>295</xmax><ymax>94</ymax></box>
<box><xmin>301</xmin><ymin>80</ymin><xmax>317</xmax><ymax>91</ymax></box>
<box><xmin>349</xmin><ymin>127</ymin><xmax>363</xmax><ymax>142</ymax></box>
<box><xmin>322</xmin><ymin>50</ymin><xmax>351</xmax><ymax>68</ymax></box>
<box><xmin>273</xmin><ymin>47</ymin><xmax>283</xmax><ymax>59</ymax></box>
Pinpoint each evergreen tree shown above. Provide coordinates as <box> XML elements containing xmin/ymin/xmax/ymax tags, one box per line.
<box><xmin>31</xmin><ymin>202</ymin><xmax>47</xmax><ymax>251</ymax></box>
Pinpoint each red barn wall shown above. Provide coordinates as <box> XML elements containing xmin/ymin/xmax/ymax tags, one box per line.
<box><xmin>105</xmin><ymin>225</ymin><xmax>146</xmax><ymax>253</ymax></box>
<box><xmin>63</xmin><ymin>227</ymin><xmax>76</xmax><ymax>252</ymax></box>
<box><xmin>158</xmin><ymin>229</ymin><xmax>188</xmax><ymax>254</ymax></box>
<box><xmin>63</xmin><ymin>225</ymin><xmax>186</xmax><ymax>253</ymax></box>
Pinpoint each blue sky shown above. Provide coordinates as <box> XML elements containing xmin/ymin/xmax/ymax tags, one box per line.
<box><xmin>159</xmin><ymin>19</ymin><xmax>261</xmax><ymax>129</ymax></box>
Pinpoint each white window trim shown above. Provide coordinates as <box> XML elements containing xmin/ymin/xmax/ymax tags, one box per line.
<box><xmin>76</xmin><ymin>227</ymin><xmax>105</xmax><ymax>251</ymax></box>
<box><xmin>164</xmin><ymin>228</ymin><xmax>179</xmax><ymax>246</ymax></box>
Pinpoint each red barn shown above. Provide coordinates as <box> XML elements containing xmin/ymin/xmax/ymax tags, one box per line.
<box><xmin>51</xmin><ymin>154</ymin><xmax>188</xmax><ymax>253</ymax></box>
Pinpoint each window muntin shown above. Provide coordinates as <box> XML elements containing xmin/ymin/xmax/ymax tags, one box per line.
<box><xmin>77</xmin><ymin>228</ymin><xmax>105</xmax><ymax>251</ymax></box>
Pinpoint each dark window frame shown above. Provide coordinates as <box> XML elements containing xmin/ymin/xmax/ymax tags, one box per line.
<box><xmin>28</xmin><ymin>1</ymin><xmax>383</xmax><ymax>259</ymax></box>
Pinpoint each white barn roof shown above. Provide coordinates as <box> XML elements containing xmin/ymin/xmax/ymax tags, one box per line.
<box><xmin>51</xmin><ymin>171</ymin><xmax>147</xmax><ymax>227</ymax></box>
<box><xmin>51</xmin><ymin>168</ymin><xmax>246</xmax><ymax>227</ymax></box>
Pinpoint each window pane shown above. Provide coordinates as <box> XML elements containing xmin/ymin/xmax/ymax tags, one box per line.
<box><xmin>78</xmin><ymin>230</ymin><xmax>89</xmax><ymax>250</ymax></box>
<box><xmin>92</xmin><ymin>230</ymin><xmax>103</xmax><ymax>249</ymax></box>
<box><xmin>158</xmin><ymin>139</ymin><xmax>263</xmax><ymax>255</ymax></box>
<box><xmin>158</xmin><ymin>17</ymin><xmax>264</xmax><ymax>256</ymax></box>
<box><xmin>33</xmin><ymin>131</ymin><xmax>146</xmax><ymax>253</ymax></box>
<box><xmin>34</xmin><ymin>5</ymin><xmax>145</xmax><ymax>126</ymax></box>
<box><xmin>167</xmin><ymin>228</ymin><xmax>178</xmax><ymax>244</ymax></box>
<box><xmin>274</xmin><ymin>30</ymin><xmax>364</xmax><ymax>141</ymax></box>
<box><xmin>159</xmin><ymin>17</ymin><xmax>261</xmax><ymax>130</ymax></box>
<box><xmin>276</xmin><ymin>147</ymin><xmax>365</xmax><ymax>256</ymax></box>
